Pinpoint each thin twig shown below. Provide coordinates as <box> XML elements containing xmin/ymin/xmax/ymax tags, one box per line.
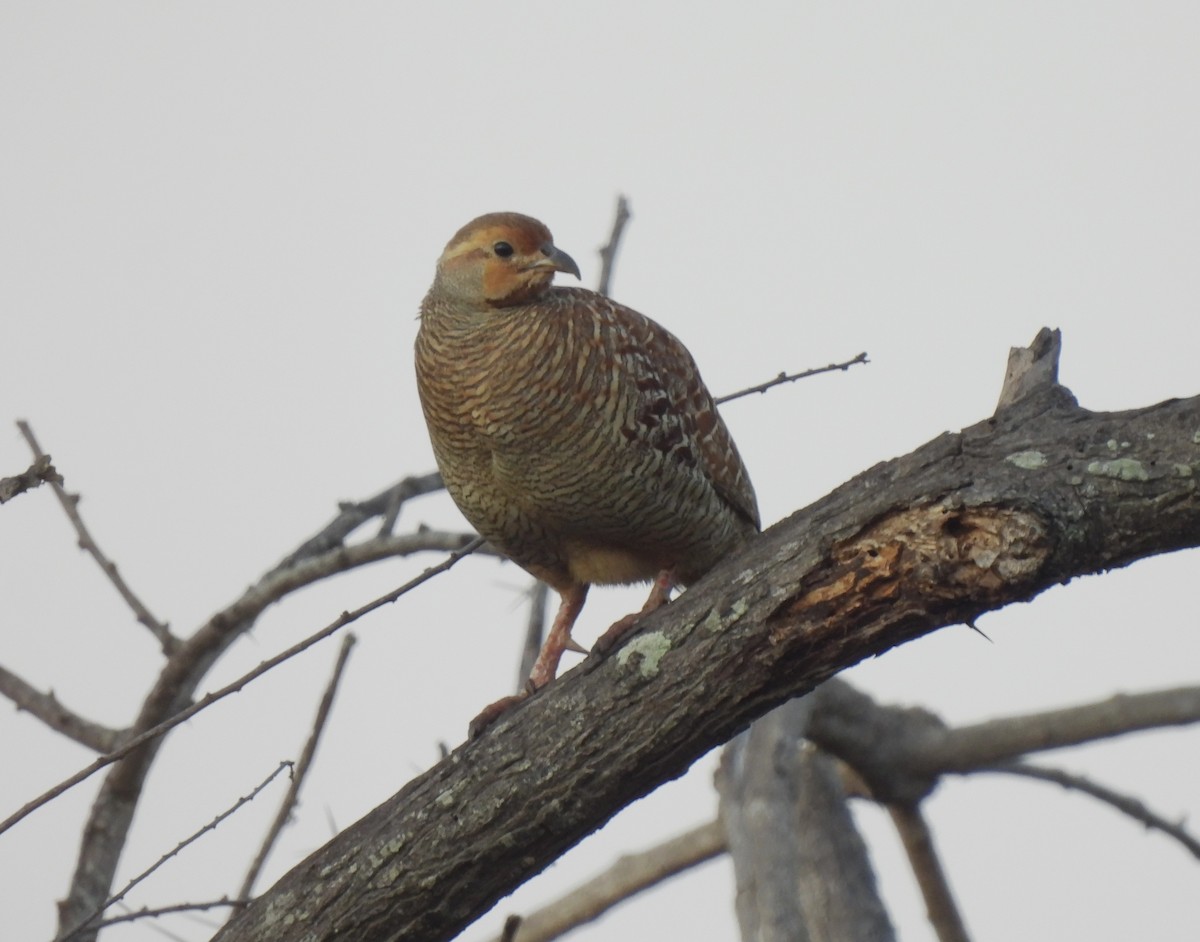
<box><xmin>16</xmin><ymin>421</ymin><xmax>178</xmax><ymax>654</ymax></box>
<box><xmin>238</xmin><ymin>634</ymin><xmax>359</xmax><ymax>901</ymax></box>
<box><xmin>715</xmin><ymin>352</ymin><xmax>869</xmax><ymax>405</ymax></box>
<box><xmin>986</xmin><ymin>762</ymin><xmax>1200</xmax><ymax>861</ymax></box>
<box><xmin>888</xmin><ymin>803</ymin><xmax>971</xmax><ymax>942</ymax></box>
<box><xmin>92</xmin><ymin>898</ymin><xmax>246</xmax><ymax>931</ymax></box>
<box><xmin>0</xmin><ymin>665</ymin><xmax>119</xmax><ymax>752</ymax></box>
<box><xmin>0</xmin><ymin>538</ymin><xmax>483</xmax><ymax>837</ymax></box>
<box><xmin>595</xmin><ymin>195</ymin><xmax>632</xmax><ymax>298</ymax></box>
<box><xmin>272</xmin><ymin>472</ymin><xmax>444</xmax><ymax>563</ymax></box>
<box><xmin>516</xmin><ymin>581</ymin><xmax>549</xmax><ymax>694</ymax></box>
<box><xmin>0</xmin><ymin>452</ymin><xmax>61</xmax><ymax>503</ymax></box>
<box><xmin>59</xmin><ymin>762</ymin><xmax>293</xmax><ymax>941</ymax></box>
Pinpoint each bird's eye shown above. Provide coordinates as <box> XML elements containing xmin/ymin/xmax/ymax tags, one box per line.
<box><xmin>493</xmin><ymin>241</ymin><xmax>514</xmax><ymax>258</ymax></box>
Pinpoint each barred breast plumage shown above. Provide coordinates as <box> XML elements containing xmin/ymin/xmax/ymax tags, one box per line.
<box><xmin>414</xmin><ymin>212</ymin><xmax>759</xmax><ymax>733</ymax></box>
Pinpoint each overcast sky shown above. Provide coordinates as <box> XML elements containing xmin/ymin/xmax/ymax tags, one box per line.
<box><xmin>2</xmin><ymin>5</ymin><xmax>1198</xmax><ymax>941</ymax></box>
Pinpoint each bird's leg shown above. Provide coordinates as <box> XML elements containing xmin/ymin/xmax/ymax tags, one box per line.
<box><xmin>468</xmin><ymin>584</ymin><xmax>589</xmax><ymax>739</ymax></box>
<box><xmin>529</xmin><ymin>584</ymin><xmax>590</xmax><ymax>688</ymax></box>
<box><xmin>593</xmin><ymin>568</ymin><xmax>675</xmax><ymax>654</ymax></box>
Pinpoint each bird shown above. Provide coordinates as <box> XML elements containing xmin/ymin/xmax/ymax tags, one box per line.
<box><xmin>414</xmin><ymin>212</ymin><xmax>760</xmax><ymax>734</ymax></box>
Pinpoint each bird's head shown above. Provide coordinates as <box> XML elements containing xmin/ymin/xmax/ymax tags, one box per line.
<box><xmin>430</xmin><ymin>212</ymin><xmax>581</xmax><ymax>307</ymax></box>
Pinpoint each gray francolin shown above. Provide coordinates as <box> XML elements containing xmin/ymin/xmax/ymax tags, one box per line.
<box><xmin>414</xmin><ymin>212</ymin><xmax>760</xmax><ymax>733</ymax></box>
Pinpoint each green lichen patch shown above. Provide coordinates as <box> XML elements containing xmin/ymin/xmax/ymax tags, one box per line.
<box><xmin>617</xmin><ymin>631</ymin><xmax>671</xmax><ymax>678</ymax></box>
<box><xmin>1086</xmin><ymin>458</ymin><xmax>1150</xmax><ymax>481</ymax></box>
<box><xmin>1005</xmin><ymin>450</ymin><xmax>1048</xmax><ymax>470</ymax></box>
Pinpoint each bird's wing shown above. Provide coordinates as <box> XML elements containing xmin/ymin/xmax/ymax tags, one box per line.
<box><xmin>579</xmin><ymin>290</ymin><xmax>761</xmax><ymax>532</ymax></box>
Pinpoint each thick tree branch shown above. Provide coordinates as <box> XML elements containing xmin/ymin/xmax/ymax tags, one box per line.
<box><xmin>215</xmin><ymin>331</ymin><xmax>1200</xmax><ymax>942</ymax></box>
<box><xmin>718</xmin><ymin>699</ymin><xmax>894</xmax><ymax>942</ymax></box>
<box><xmin>806</xmin><ymin>681</ymin><xmax>1200</xmax><ymax>804</ymax></box>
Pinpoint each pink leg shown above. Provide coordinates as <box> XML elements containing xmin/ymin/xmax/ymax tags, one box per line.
<box><xmin>529</xmin><ymin>584</ymin><xmax>590</xmax><ymax>688</ymax></box>
<box><xmin>594</xmin><ymin>568</ymin><xmax>675</xmax><ymax>654</ymax></box>
<box><xmin>469</xmin><ymin>584</ymin><xmax>589</xmax><ymax>738</ymax></box>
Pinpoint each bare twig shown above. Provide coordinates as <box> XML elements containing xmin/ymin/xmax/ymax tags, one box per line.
<box><xmin>715</xmin><ymin>352</ymin><xmax>869</xmax><ymax>405</ymax></box>
<box><xmin>0</xmin><ymin>538</ymin><xmax>483</xmax><ymax>837</ymax></box>
<box><xmin>497</xmin><ymin>821</ymin><xmax>726</xmax><ymax>942</ymax></box>
<box><xmin>515</xmin><ymin>581</ymin><xmax>548</xmax><ymax>694</ymax></box>
<box><xmin>238</xmin><ymin>634</ymin><xmax>359</xmax><ymax>901</ymax></box>
<box><xmin>0</xmin><ymin>452</ymin><xmax>61</xmax><ymax>504</ymax></box>
<box><xmin>265</xmin><ymin>471</ymin><xmax>445</xmax><ymax>568</ymax></box>
<box><xmin>595</xmin><ymin>195</ymin><xmax>632</xmax><ymax>297</ymax></box>
<box><xmin>92</xmin><ymin>898</ymin><xmax>246</xmax><ymax>930</ymax></box>
<box><xmin>0</xmin><ymin>665</ymin><xmax>119</xmax><ymax>752</ymax></box>
<box><xmin>987</xmin><ymin>762</ymin><xmax>1200</xmax><ymax>861</ymax></box>
<box><xmin>16</xmin><ymin>421</ymin><xmax>178</xmax><ymax>654</ymax></box>
<box><xmin>59</xmin><ymin>762</ymin><xmax>293</xmax><ymax>941</ymax></box>
<box><xmin>888</xmin><ymin>803</ymin><xmax>971</xmax><ymax>942</ymax></box>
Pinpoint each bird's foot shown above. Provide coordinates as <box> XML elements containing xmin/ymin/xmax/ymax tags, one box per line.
<box><xmin>594</xmin><ymin>569</ymin><xmax>676</xmax><ymax>655</ymax></box>
<box><xmin>593</xmin><ymin>611</ymin><xmax>641</xmax><ymax>655</ymax></box>
<box><xmin>468</xmin><ymin>690</ymin><xmax>530</xmax><ymax>739</ymax></box>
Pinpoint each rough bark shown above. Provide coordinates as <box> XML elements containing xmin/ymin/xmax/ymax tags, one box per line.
<box><xmin>216</xmin><ymin>333</ymin><xmax>1200</xmax><ymax>942</ymax></box>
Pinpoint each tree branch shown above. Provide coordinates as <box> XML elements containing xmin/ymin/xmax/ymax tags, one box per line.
<box><xmin>985</xmin><ymin>762</ymin><xmax>1200</xmax><ymax>861</ymax></box>
<box><xmin>718</xmin><ymin>699</ymin><xmax>893</xmax><ymax>942</ymax></box>
<box><xmin>4</xmin><ymin>536</ymin><xmax>483</xmax><ymax>840</ymax></box>
<box><xmin>497</xmin><ymin>821</ymin><xmax>725</xmax><ymax>942</ymax></box>
<box><xmin>807</xmin><ymin>680</ymin><xmax>1200</xmax><ymax>805</ymax></box>
<box><xmin>58</xmin><ymin>762</ymin><xmax>292</xmax><ymax>941</ymax></box>
<box><xmin>595</xmin><ymin>194</ymin><xmax>631</xmax><ymax>297</ymax></box>
<box><xmin>715</xmin><ymin>352</ymin><xmax>869</xmax><ymax>405</ymax></box>
<box><xmin>0</xmin><ymin>452</ymin><xmax>61</xmax><ymax>504</ymax></box>
<box><xmin>17</xmin><ymin>421</ymin><xmax>177</xmax><ymax>654</ymax></box>
<box><xmin>238</xmin><ymin>634</ymin><xmax>358</xmax><ymax>901</ymax></box>
<box><xmin>888</xmin><ymin>803</ymin><xmax>971</xmax><ymax>942</ymax></box>
<box><xmin>215</xmin><ymin>330</ymin><xmax>1200</xmax><ymax>942</ymax></box>
<box><xmin>0</xmin><ymin>665</ymin><xmax>119</xmax><ymax>752</ymax></box>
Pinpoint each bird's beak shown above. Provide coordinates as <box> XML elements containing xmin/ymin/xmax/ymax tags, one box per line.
<box><xmin>529</xmin><ymin>243</ymin><xmax>581</xmax><ymax>280</ymax></box>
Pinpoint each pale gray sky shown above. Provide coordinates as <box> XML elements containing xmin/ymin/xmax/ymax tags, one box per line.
<box><xmin>2</xmin><ymin>5</ymin><xmax>1198</xmax><ymax>941</ymax></box>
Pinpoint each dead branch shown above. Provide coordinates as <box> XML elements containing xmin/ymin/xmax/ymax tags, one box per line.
<box><xmin>0</xmin><ymin>452</ymin><xmax>61</xmax><ymax>504</ymax></box>
<box><xmin>806</xmin><ymin>681</ymin><xmax>1200</xmax><ymax>805</ymax></box>
<box><xmin>986</xmin><ymin>762</ymin><xmax>1200</xmax><ymax>860</ymax></box>
<box><xmin>498</xmin><ymin>821</ymin><xmax>725</xmax><ymax>942</ymax></box>
<box><xmin>215</xmin><ymin>330</ymin><xmax>1200</xmax><ymax>942</ymax></box>
<box><xmin>3</xmin><ymin>537</ymin><xmax>482</xmax><ymax>840</ymax></box>
<box><xmin>716</xmin><ymin>352</ymin><xmax>869</xmax><ymax>405</ymax></box>
<box><xmin>17</xmin><ymin>421</ymin><xmax>177</xmax><ymax>653</ymax></box>
<box><xmin>0</xmin><ymin>666</ymin><xmax>119</xmax><ymax>752</ymax></box>
<box><xmin>58</xmin><ymin>762</ymin><xmax>292</xmax><ymax>941</ymax></box>
<box><xmin>888</xmin><ymin>803</ymin><xmax>971</xmax><ymax>942</ymax></box>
